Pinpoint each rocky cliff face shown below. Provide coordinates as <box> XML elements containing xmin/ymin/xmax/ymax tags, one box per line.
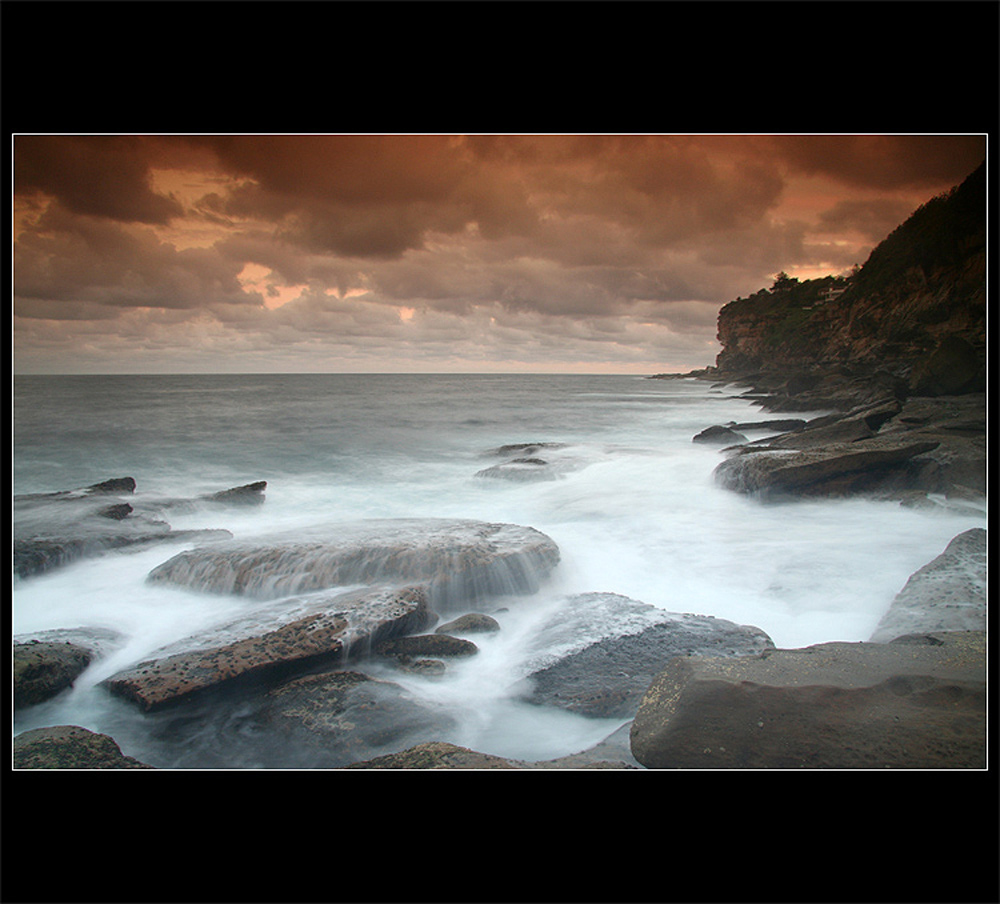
<box><xmin>713</xmin><ymin>162</ymin><xmax>986</xmax><ymax>396</ymax></box>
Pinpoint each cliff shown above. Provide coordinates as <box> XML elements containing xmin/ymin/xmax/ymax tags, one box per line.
<box><xmin>711</xmin><ymin>162</ymin><xmax>987</xmax><ymax>404</ymax></box>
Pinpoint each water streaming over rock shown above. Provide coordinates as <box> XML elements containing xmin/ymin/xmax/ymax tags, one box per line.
<box><xmin>12</xmin><ymin>373</ymin><xmax>986</xmax><ymax>767</ymax></box>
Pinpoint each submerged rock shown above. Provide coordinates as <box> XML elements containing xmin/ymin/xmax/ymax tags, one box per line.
<box><xmin>630</xmin><ymin>631</ymin><xmax>986</xmax><ymax>769</ymax></box>
<box><xmin>104</xmin><ymin>584</ymin><xmax>432</xmax><ymax>711</ymax></box>
<box><xmin>258</xmin><ymin>670</ymin><xmax>459</xmax><ymax>767</ymax></box>
<box><xmin>13</xmin><ymin>725</ymin><xmax>154</xmax><ymax>769</ymax></box>
<box><xmin>519</xmin><ymin>592</ymin><xmax>774</xmax><ymax>719</ymax></box>
<box><xmin>12</xmin><ymin>476</ymin><xmax>249</xmax><ymax>579</ymax></box>
<box><xmin>870</xmin><ymin>528</ymin><xmax>987</xmax><ymax>642</ymax></box>
<box><xmin>145</xmin><ymin>517</ymin><xmax>561</xmax><ymax>609</ymax></box>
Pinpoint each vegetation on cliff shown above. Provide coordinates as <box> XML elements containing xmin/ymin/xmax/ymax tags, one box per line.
<box><xmin>714</xmin><ymin>161</ymin><xmax>986</xmax><ymax>381</ymax></box>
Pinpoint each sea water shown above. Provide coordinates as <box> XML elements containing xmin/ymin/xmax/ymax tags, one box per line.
<box><xmin>11</xmin><ymin>373</ymin><xmax>987</xmax><ymax>768</ymax></box>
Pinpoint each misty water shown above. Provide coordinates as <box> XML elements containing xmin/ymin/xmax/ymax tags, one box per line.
<box><xmin>12</xmin><ymin>373</ymin><xmax>987</xmax><ymax>768</ymax></box>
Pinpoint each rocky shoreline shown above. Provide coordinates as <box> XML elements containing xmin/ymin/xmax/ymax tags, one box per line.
<box><xmin>13</xmin><ymin>369</ymin><xmax>987</xmax><ymax>769</ymax></box>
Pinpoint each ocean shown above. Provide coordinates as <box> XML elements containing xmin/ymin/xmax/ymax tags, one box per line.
<box><xmin>11</xmin><ymin>373</ymin><xmax>987</xmax><ymax>768</ymax></box>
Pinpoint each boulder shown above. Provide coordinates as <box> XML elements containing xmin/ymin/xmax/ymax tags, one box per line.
<box><xmin>104</xmin><ymin>584</ymin><xmax>432</xmax><ymax>711</ymax></box>
<box><xmin>257</xmin><ymin>670</ymin><xmax>459</xmax><ymax>768</ymax></box>
<box><xmin>13</xmin><ymin>641</ymin><xmax>93</xmax><ymax>709</ymax></box>
<box><xmin>630</xmin><ymin>631</ymin><xmax>986</xmax><ymax>769</ymax></box>
<box><xmin>13</xmin><ymin>725</ymin><xmax>154</xmax><ymax>769</ymax></box>
<box><xmin>518</xmin><ymin>592</ymin><xmax>774</xmax><ymax>719</ymax></box>
<box><xmin>346</xmin><ymin>741</ymin><xmax>524</xmax><ymax>769</ymax></box>
<box><xmin>692</xmin><ymin>425</ymin><xmax>748</xmax><ymax>445</ymax></box>
<box><xmin>435</xmin><ymin>613</ymin><xmax>501</xmax><ymax>635</ymax></box>
<box><xmin>475</xmin><ymin>458</ymin><xmax>559</xmax><ymax>481</ymax></box>
<box><xmin>345</xmin><ymin>731</ymin><xmax>642</xmax><ymax>769</ymax></box>
<box><xmin>145</xmin><ymin>518</ymin><xmax>561</xmax><ymax>610</ymax></box>
<box><xmin>375</xmin><ymin>633</ymin><xmax>479</xmax><ymax>659</ymax></box>
<box><xmin>870</xmin><ymin>529</ymin><xmax>987</xmax><ymax>642</ymax></box>
<box><xmin>13</xmin><ymin>626</ymin><xmax>124</xmax><ymax>709</ymax></box>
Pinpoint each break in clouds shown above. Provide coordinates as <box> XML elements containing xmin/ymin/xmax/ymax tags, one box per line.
<box><xmin>12</xmin><ymin>134</ymin><xmax>986</xmax><ymax>373</ymax></box>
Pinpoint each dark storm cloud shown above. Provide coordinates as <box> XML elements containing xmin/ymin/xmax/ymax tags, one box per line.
<box><xmin>815</xmin><ymin>197</ymin><xmax>920</xmax><ymax>242</ymax></box>
<box><xmin>766</xmin><ymin>134</ymin><xmax>986</xmax><ymax>191</ymax></box>
<box><xmin>13</xmin><ymin>135</ymin><xmax>184</xmax><ymax>225</ymax></box>
<box><xmin>12</xmin><ymin>133</ymin><xmax>986</xmax><ymax>373</ymax></box>
<box><xmin>14</xmin><ymin>204</ymin><xmax>262</xmax><ymax>317</ymax></box>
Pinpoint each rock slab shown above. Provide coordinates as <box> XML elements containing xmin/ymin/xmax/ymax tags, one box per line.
<box><xmin>146</xmin><ymin>518</ymin><xmax>560</xmax><ymax>609</ymax></box>
<box><xmin>520</xmin><ymin>592</ymin><xmax>774</xmax><ymax>719</ymax></box>
<box><xmin>105</xmin><ymin>584</ymin><xmax>432</xmax><ymax>711</ymax></box>
<box><xmin>870</xmin><ymin>528</ymin><xmax>987</xmax><ymax>642</ymax></box>
<box><xmin>630</xmin><ymin>631</ymin><xmax>986</xmax><ymax>769</ymax></box>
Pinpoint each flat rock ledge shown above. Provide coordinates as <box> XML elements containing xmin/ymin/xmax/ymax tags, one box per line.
<box><xmin>104</xmin><ymin>584</ymin><xmax>432</xmax><ymax>711</ymax></box>
<box><xmin>630</xmin><ymin>630</ymin><xmax>986</xmax><ymax>769</ymax></box>
<box><xmin>13</xmin><ymin>725</ymin><xmax>154</xmax><ymax>769</ymax></box>
<box><xmin>701</xmin><ymin>389</ymin><xmax>984</xmax><ymax>504</ymax></box>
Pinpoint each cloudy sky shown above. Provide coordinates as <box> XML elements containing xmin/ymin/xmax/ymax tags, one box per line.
<box><xmin>12</xmin><ymin>133</ymin><xmax>986</xmax><ymax>375</ymax></box>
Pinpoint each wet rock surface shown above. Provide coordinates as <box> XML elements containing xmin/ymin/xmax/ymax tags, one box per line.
<box><xmin>706</xmin><ymin>391</ymin><xmax>985</xmax><ymax>503</ymax></box>
<box><xmin>14</xmin><ymin>641</ymin><xmax>94</xmax><ymax>710</ymax></box>
<box><xmin>13</xmin><ymin>477</ymin><xmax>258</xmax><ymax>579</ymax></box>
<box><xmin>869</xmin><ymin>528</ymin><xmax>986</xmax><ymax>642</ymax></box>
<box><xmin>146</xmin><ymin>517</ymin><xmax>561</xmax><ymax>610</ymax></box>
<box><xmin>630</xmin><ymin>630</ymin><xmax>986</xmax><ymax>769</ymax></box>
<box><xmin>13</xmin><ymin>725</ymin><xmax>154</xmax><ymax>769</ymax></box>
<box><xmin>104</xmin><ymin>584</ymin><xmax>432</xmax><ymax>711</ymax></box>
<box><xmin>256</xmin><ymin>670</ymin><xmax>460</xmax><ymax>768</ymax></box>
<box><xmin>518</xmin><ymin>592</ymin><xmax>774</xmax><ymax>719</ymax></box>
<box><xmin>13</xmin><ymin>627</ymin><xmax>124</xmax><ymax>709</ymax></box>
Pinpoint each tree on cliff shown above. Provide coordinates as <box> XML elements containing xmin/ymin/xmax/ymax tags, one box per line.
<box><xmin>771</xmin><ymin>272</ymin><xmax>799</xmax><ymax>292</ymax></box>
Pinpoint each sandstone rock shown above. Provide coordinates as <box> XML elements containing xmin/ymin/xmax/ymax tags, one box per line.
<box><xmin>909</xmin><ymin>336</ymin><xmax>985</xmax><ymax>396</ymax></box>
<box><xmin>145</xmin><ymin>518</ymin><xmax>560</xmax><ymax>610</ymax></box>
<box><xmin>486</xmin><ymin>442</ymin><xmax>568</xmax><ymax>458</ymax></box>
<box><xmin>259</xmin><ymin>670</ymin><xmax>458</xmax><ymax>767</ymax></box>
<box><xmin>13</xmin><ymin>477</ymin><xmax>235</xmax><ymax>579</ymax></box>
<box><xmin>693</xmin><ymin>425</ymin><xmax>748</xmax><ymax>444</ymax></box>
<box><xmin>199</xmin><ymin>481</ymin><xmax>267</xmax><ymax>506</ymax></box>
<box><xmin>376</xmin><ymin>633</ymin><xmax>479</xmax><ymax>659</ymax></box>
<box><xmin>870</xmin><ymin>529</ymin><xmax>987</xmax><ymax>642</ymax></box>
<box><xmin>519</xmin><ymin>592</ymin><xmax>774</xmax><ymax>719</ymax></box>
<box><xmin>13</xmin><ymin>641</ymin><xmax>93</xmax><ymax>709</ymax></box>
<box><xmin>104</xmin><ymin>584</ymin><xmax>432</xmax><ymax>711</ymax></box>
<box><xmin>713</xmin><ymin>437</ymin><xmax>940</xmax><ymax>499</ymax></box>
<box><xmin>435</xmin><ymin>613</ymin><xmax>501</xmax><ymax>635</ymax></box>
<box><xmin>346</xmin><ymin>740</ymin><xmax>524</xmax><ymax>769</ymax></box>
<box><xmin>731</xmin><ymin>418</ymin><xmax>807</xmax><ymax>433</ymax></box>
<box><xmin>344</xmin><ymin>724</ymin><xmax>644</xmax><ymax>769</ymax></box>
<box><xmin>475</xmin><ymin>458</ymin><xmax>558</xmax><ymax>481</ymax></box>
<box><xmin>630</xmin><ymin>631</ymin><xmax>986</xmax><ymax>769</ymax></box>
<box><xmin>13</xmin><ymin>725</ymin><xmax>154</xmax><ymax>769</ymax></box>
<box><xmin>13</xmin><ymin>626</ymin><xmax>124</xmax><ymax>710</ymax></box>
